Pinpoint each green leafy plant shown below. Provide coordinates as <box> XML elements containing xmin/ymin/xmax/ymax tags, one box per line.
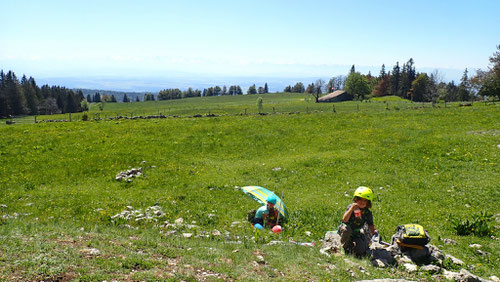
<box><xmin>451</xmin><ymin>212</ymin><xmax>495</xmax><ymax>236</ymax></box>
<box><xmin>256</xmin><ymin>97</ymin><xmax>263</xmax><ymax>113</ymax></box>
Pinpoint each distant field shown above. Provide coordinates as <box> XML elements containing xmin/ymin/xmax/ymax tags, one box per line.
<box><xmin>4</xmin><ymin>93</ymin><xmax>442</xmax><ymax>123</ymax></box>
<box><xmin>0</xmin><ymin>95</ymin><xmax>499</xmax><ymax>280</ymax></box>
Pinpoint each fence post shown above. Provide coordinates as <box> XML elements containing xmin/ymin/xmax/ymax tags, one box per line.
<box><xmin>244</xmin><ymin>108</ymin><xmax>247</xmax><ymax>115</ymax></box>
<box><xmin>332</xmin><ymin>105</ymin><xmax>336</xmax><ymax>113</ymax></box>
<box><xmin>69</xmin><ymin>113</ymin><xmax>71</xmax><ymax>122</ymax></box>
<box><xmin>34</xmin><ymin>116</ymin><xmax>37</xmax><ymax>123</ymax></box>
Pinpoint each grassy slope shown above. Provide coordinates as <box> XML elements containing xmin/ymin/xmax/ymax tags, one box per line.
<box><xmin>0</xmin><ymin>96</ymin><xmax>499</xmax><ymax>280</ymax></box>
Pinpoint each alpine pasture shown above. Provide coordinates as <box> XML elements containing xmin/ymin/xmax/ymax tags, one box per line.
<box><xmin>1</xmin><ymin>93</ymin><xmax>499</xmax><ymax>280</ymax></box>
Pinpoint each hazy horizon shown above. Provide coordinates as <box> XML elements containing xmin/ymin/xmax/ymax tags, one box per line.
<box><xmin>2</xmin><ymin>0</ymin><xmax>499</xmax><ymax>92</ymax></box>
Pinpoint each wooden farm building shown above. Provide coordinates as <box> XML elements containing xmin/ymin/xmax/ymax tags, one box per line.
<box><xmin>318</xmin><ymin>90</ymin><xmax>353</xmax><ymax>102</ymax></box>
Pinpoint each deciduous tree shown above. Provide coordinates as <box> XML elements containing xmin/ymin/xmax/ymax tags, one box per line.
<box><xmin>345</xmin><ymin>72</ymin><xmax>370</xmax><ymax>100</ymax></box>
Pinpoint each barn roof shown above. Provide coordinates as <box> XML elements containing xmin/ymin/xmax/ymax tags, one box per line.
<box><xmin>318</xmin><ymin>90</ymin><xmax>346</xmax><ymax>101</ymax></box>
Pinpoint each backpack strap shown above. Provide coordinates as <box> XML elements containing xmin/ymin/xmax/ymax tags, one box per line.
<box><xmin>396</xmin><ymin>239</ymin><xmax>425</xmax><ymax>250</ymax></box>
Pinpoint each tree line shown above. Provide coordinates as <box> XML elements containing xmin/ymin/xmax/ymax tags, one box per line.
<box><xmin>0</xmin><ymin>70</ymin><xmax>86</xmax><ymax>118</ymax></box>
<box><xmin>284</xmin><ymin>45</ymin><xmax>500</xmax><ymax>102</ymax></box>
<box><xmin>156</xmin><ymin>83</ymin><xmax>269</xmax><ymax>101</ymax></box>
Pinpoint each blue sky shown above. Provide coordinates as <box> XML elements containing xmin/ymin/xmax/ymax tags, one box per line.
<box><xmin>1</xmin><ymin>0</ymin><xmax>499</xmax><ymax>88</ymax></box>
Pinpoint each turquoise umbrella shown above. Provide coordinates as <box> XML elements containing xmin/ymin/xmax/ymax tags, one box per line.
<box><xmin>241</xmin><ymin>186</ymin><xmax>289</xmax><ymax>219</ymax></box>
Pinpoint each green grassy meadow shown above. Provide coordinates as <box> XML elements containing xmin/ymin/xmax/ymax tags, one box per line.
<box><xmin>0</xmin><ymin>94</ymin><xmax>499</xmax><ymax>280</ymax></box>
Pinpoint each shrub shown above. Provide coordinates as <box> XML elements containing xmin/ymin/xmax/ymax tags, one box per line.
<box><xmin>451</xmin><ymin>211</ymin><xmax>495</xmax><ymax>236</ymax></box>
<box><xmin>257</xmin><ymin>97</ymin><xmax>263</xmax><ymax>113</ymax></box>
<box><xmin>82</xmin><ymin>112</ymin><xmax>89</xmax><ymax>121</ymax></box>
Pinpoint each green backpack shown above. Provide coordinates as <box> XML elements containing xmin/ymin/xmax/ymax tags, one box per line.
<box><xmin>394</xmin><ymin>224</ymin><xmax>431</xmax><ymax>246</ymax></box>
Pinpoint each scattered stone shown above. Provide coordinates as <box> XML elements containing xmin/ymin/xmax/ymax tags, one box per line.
<box><xmin>469</xmin><ymin>244</ymin><xmax>482</xmax><ymax>248</ymax></box>
<box><xmin>325</xmin><ymin>264</ymin><xmax>337</xmax><ymax>270</ymax></box>
<box><xmin>232</xmin><ymin>249</ymin><xmax>239</xmax><ymax>253</ymax></box>
<box><xmin>212</xmin><ymin>229</ymin><xmax>221</xmax><ymax>236</ymax></box>
<box><xmin>443</xmin><ymin>238</ymin><xmax>457</xmax><ymax>245</ymax></box>
<box><xmin>465</xmin><ymin>204</ymin><xmax>471</xmax><ymax>208</ymax></box>
<box><xmin>357</xmin><ymin>278</ymin><xmax>413</xmax><ymax>282</ymax></box>
<box><xmin>441</xmin><ymin>269</ymin><xmax>487</xmax><ymax>282</ymax></box>
<box><xmin>111</xmin><ymin>205</ymin><xmax>164</xmax><ymax>223</ymax></box>
<box><xmin>255</xmin><ymin>255</ymin><xmax>265</xmax><ymax>264</ymax></box>
<box><xmin>0</xmin><ymin>204</ymin><xmax>7</xmax><ymax>208</ymax></box>
<box><xmin>428</xmin><ymin>244</ymin><xmax>445</xmax><ymax>262</ymax></box>
<box><xmin>231</xmin><ymin>221</ymin><xmax>241</xmax><ymax>226</ymax></box>
<box><xmin>182</xmin><ymin>233</ymin><xmax>193</xmax><ymax>238</ymax></box>
<box><xmin>476</xmin><ymin>250</ymin><xmax>490</xmax><ymax>256</ymax></box>
<box><xmin>403</xmin><ymin>263</ymin><xmax>417</xmax><ymax>273</ymax></box>
<box><xmin>115</xmin><ymin>167</ymin><xmax>143</xmax><ymax>182</ymax></box>
<box><xmin>395</xmin><ymin>255</ymin><xmax>413</xmax><ymax>265</ymax></box>
<box><xmin>370</xmin><ymin>242</ymin><xmax>396</xmax><ymax>266</ymax></box>
<box><xmin>445</xmin><ymin>254</ymin><xmax>465</xmax><ymax>266</ymax></box>
<box><xmin>371</xmin><ymin>259</ymin><xmax>388</xmax><ymax>268</ymax></box>
<box><xmin>320</xmin><ymin>231</ymin><xmax>342</xmax><ymax>256</ymax></box>
<box><xmin>490</xmin><ymin>275</ymin><xmax>500</xmax><ymax>282</ymax></box>
<box><xmin>175</xmin><ymin>218</ymin><xmax>184</xmax><ymax>225</ymax></box>
<box><xmin>272</xmin><ymin>167</ymin><xmax>282</xmax><ymax>171</ymax></box>
<box><xmin>420</xmin><ymin>264</ymin><xmax>441</xmax><ymax>274</ymax></box>
<box><xmin>305</xmin><ymin>231</ymin><xmax>312</xmax><ymax>236</ymax></box>
<box><xmin>80</xmin><ymin>248</ymin><xmax>100</xmax><ymax>256</ymax></box>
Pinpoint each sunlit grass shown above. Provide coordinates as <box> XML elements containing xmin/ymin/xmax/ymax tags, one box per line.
<box><xmin>0</xmin><ymin>98</ymin><xmax>499</xmax><ymax>280</ymax></box>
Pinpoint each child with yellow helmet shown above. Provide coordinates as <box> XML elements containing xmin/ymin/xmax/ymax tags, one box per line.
<box><xmin>338</xmin><ymin>186</ymin><xmax>376</xmax><ymax>257</ymax></box>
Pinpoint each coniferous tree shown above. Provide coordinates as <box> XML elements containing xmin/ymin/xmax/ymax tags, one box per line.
<box><xmin>56</xmin><ymin>92</ymin><xmax>65</xmax><ymax>113</ymax></box>
<box><xmin>247</xmin><ymin>84</ymin><xmax>257</xmax><ymax>94</ymax></box>
<box><xmin>350</xmin><ymin>64</ymin><xmax>356</xmax><ymax>74</ymax></box>
<box><xmin>214</xmin><ymin>86</ymin><xmax>221</xmax><ymax>96</ymax></box>
<box><xmin>0</xmin><ymin>70</ymin><xmax>8</xmax><ymax>117</ymax></box>
<box><xmin>390</xmin><ymin>62</ymin><xmax>400</xmax><ymax>96</ymax></box>
<box><xmin>457</xmin><ymin>68</ymin><xmax>471</xmax><ymax>101</ymax></box>
<box><xmin>398</xmin><ymin>63</ymin><xmax>410</xmax><ymax>98</ymax></box>
<box><xmin>5</xmin><ymin>71</ymin><xmax>27</xmax><ymax>115</ymax></box>
<box><xmin>264</xmin><ymin>83</ymin><xmax>269</xmax><ymax>93</ymax></box>
<box><xmin>292</xmin><ymin>82</ymin><xmax>305</xmax><ymax>93</ymax></box>
<box><xmin>123</xmin><ymin>94</ymin><xmax>130</xmax><ymax>102</ymax></box>
<box><xmin>22</xmin><ymin>75</ymin><xmax>38</xmax><ymax>115</ymax></box>
<box><xmin>93</xmin><ymin>93</ymin><xmax>101</xmax><ymax>103</ymax></box>
<box><xmin>87</xmin><ymin>94</ymin><xmax>92</xmax><ymax>102</ymax></box>
<box><xmin>379</xmin><ymin>64</ymin><xmax>386</xmax><ymax>79</ymax></box>
<box><xmin>65</xmin><ymin>90</ymin><xmax>78</xmax><ymax>113</ymax></box>
<box><xmin>135</xmin><ymin>96</ymin><xmax>140</xmax><ymax>102</ymax></box>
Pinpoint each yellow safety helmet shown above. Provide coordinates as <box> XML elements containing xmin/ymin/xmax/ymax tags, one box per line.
<box><xmin>354</xmin><ymin>186</ymin><xmax>373</xmax><ymax>201</ymax></box>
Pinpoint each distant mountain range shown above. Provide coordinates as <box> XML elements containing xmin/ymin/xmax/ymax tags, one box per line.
<box><xmin>35</xmin><ymin>75</ymin><xmax>326</xmax><ymax>94</ymax></box>
<box><xmin>34</xmin><ymin>67</ymin><xmax>464</xmax><ymax>100</ymax></box>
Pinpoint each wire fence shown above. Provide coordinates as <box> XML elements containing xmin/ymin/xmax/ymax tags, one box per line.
<box><xmin>1</xmin><ymin>99</ymin><xmax>497</xmax><ymax>126</ymax></box>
